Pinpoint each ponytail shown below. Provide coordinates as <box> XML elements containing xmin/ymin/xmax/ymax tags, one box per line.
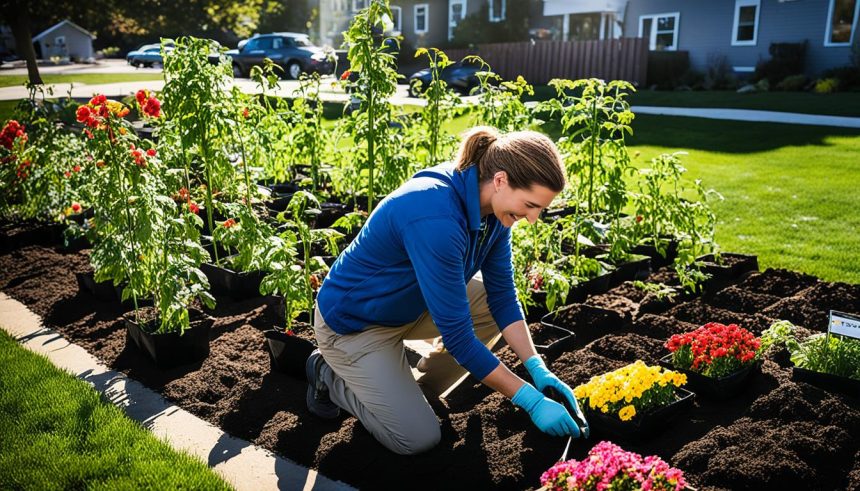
<box><xmin>454</xmin><ymin>126</ymin><xmax>565</xmax><ymax>192</ymax></box>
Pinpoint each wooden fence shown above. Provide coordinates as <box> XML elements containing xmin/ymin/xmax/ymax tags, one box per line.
<box><xmin>445</xmin><ymin>37</ymin><xmax>649</xmax><ymax>86</ymax></box>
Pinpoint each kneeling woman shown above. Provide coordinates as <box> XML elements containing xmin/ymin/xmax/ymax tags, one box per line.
<box><xmin>307</xmin><ymin>126</ymin><xmax>589</xmax><ymax>455</ymax></box>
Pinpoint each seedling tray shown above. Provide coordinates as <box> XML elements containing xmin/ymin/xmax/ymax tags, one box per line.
<box><xmin>584</xmin><ymin>387</ymin><xmax>695</xmax><ymax>440</ymax></box>
<box><xmin>659</xmin><ymin>354</ymin><xmax>760</xmax><ymax>400</ymax></box>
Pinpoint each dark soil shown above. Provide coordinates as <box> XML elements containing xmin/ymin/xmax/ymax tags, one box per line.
<box><xmin>2</xmin><ymin>233</ymin><xmax>859</xmax><ymax>490</ymax></box>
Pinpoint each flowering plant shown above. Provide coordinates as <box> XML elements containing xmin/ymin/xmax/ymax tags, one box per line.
<box><xmin>573</xmin><ymin>361</ymin><xmax>687</xmax><ymax>422</ymax></box>
<box><xmin>540</xmin><ymin>441</ymin><xmax>686</xmax><ymax>491</ymax></box>
<box><xmin>666</xmin><ymin>322</ymin><xmax>760</xmax><ymax>378</ymax></box>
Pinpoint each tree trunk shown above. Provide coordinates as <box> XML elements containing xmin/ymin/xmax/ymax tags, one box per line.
<box><xmin>9</xmin><ymin>4</ymin><xmax>43</xmax><ymax>85</ymax></box>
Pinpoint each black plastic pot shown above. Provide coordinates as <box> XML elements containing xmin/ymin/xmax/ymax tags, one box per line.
<box><xmin>659</xmin><ymin>354</ymin><xmax>760</xmax><ymax>400</ymax></box>
<box><xmin>200</xmin><ymin>235</ymin><xmax>236</xmax><ymax>261</ymax></box>
<box><xmin>124</xmin><ymin>310</ymin><xmax>213</xmax><ymax>368</ymax></box>
<box><xmin>200</xmin><ymin>261</ymin><xmax>266</xmax><ymax>299</ymax></box>
<box><xmin>315</xmin><ymin>202</ymin><xmax>350</xmax><ymax>229</ymax></box>
<box><xmin>698</xmin><ymin>253</ymin><xmax>759</xmax><ymax>278</ymax></box>
<box><xmin>531</xmin><ymin>323</ymin><xmax>575</xmax><ymax>358</ymax></box>
<box><xmin>607</xmin><ymin>254</ymin><xmax>652</xmax><ymax>287</ymax></box>
<box><xmin>540</xmin><ymin>303</ymin><xmax>627</xmax><ymax>346</ymax></box>
<box><xmin>584</xmin><ymin>387</ymin><xmax>695</xmax><ymax>440</ymax></box>
<box><xmin>791</xmin><ymin>366</ymin><xmax>860</xmax><ymax>397</ymax></box>
<box><xmin>75</xmin><ymin>271</ymin><xmax>116</xmax><ymax>301</ymax></box>
<box><xmin>264</xmin><ymin>326</ymin><xmax>316</xmax><ymax>379</ymax></box>
<box><xmin>0</xmin><ymin>221</ymin><xmax>65</xmax><ymax>251</ymax></box>
<box><xmin>633</xmin><ymin>238</ymin><xmax>678</xmax><ymax>269</ymax></box>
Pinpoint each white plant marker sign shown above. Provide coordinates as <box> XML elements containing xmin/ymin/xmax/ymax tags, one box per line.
<box><xmin>828</xmin><ymin>310</ymin><xmax>860</xmax><ymax>340</ymax></box>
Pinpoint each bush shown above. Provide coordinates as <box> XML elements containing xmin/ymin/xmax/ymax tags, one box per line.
<box><xmin>703</xmin><ymin>53</ymin><xmax>736</xmax><ymax>90</ymax></box>
<box><xmin>754</xmin><ymin>41</ymin><xmax>807</xmax><ymax>85</ymax></box>
<box><xmin>814</xmin><ymin>77</ymin><xmax>840</xmax><ymax>93</ymax></box>
<box><xmin>646</xmin><ymin>51</ymin><xmax>691</xmax><ymax>90</ymax></box>
<box><xmin>821</xmin><ymin>65</ymin><xmax>860</xmax><ymax>91</ymax></box>
<box><xmin>775</xmin><ymin>74</ymin><xmax>808</xmax><ymax>91</ymax></box>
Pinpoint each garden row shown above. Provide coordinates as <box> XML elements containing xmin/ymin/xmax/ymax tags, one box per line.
<box><xmin>1</xmin><ymin>236</ymin><xmax>858</xmax><ymax>489</ymax></box>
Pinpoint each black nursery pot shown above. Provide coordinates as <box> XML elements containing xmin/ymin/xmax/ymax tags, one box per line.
<box><xmin>75</xmin><ymin>271</ymin><xmax>116</xmax><ymax>301</ymax></box>
<box><xmin>531</xmin><ymin>323</ymin><xmax>575</xmax><ymax>358</ymax></box>
<box><xmin>200</xmin><ymin>260</ymin><xmax>266</xmax><ymax>299</ymax></box>
<box><xmin>124</xmin><ymin>310</ymin><xmax>213</xmax><ymax>368</ymax></box>
<box><xmin>632</xmin><ymin>238</ymin><xmax>678</xmax><ymax>269</ymax></box>
<box><xmin>791</xmin><ymin>366</ymin><xmax>860</xmax><ymax>397</ymax></box>
<box><xmin>265</xmin><ymin>326</ymin><xmax>316</xmax><ymax>379</ymax></box>
<box><xmin>585</xmin><ymin>387</ymin><xmax>695</xmax><ymax>440</ymax></box>
<box><xmin>659</xmin><ymin>354</ymin><xmax>760</xmax><ymax>400</ymax></box>
<box><xmin>608</xmin><ymin>255</ymin><xmax>652</xmax><ymax>287</ymax></box>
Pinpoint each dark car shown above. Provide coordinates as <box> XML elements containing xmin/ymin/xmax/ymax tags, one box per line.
<box><xmin>126</xmin><ymin>44</ymin><xmax>174</xmax><ymax>68</ymax></box>
<box><xmin>407</xmin><ymin>60</ymin><xmax>484</xmax><ymax>97</ymax></box>
<box><xmin>225</xmin><ymin>33</ymin><xmax>334</xmax><ymax>79</ymax></box>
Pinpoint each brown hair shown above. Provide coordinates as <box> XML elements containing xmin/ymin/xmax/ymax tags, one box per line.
<box><xmin>455</xmin><ymin>126</ymin><xmax>565</xmax><ymax>192</ymax></box>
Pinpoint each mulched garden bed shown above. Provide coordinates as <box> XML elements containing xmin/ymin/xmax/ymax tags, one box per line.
<box><xmin>2</xmin><ymin>232</ymin><xmax>859</xmax><ymax>490</ymax></box>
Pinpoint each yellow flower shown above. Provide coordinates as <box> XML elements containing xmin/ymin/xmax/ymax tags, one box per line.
<box><xmin>618</xmin><ymin>405</ymin><xmax>636</xmax><ymax>421</ymax></box>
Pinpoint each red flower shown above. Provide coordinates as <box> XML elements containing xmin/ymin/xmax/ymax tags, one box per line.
<box><xmin>188</xmin><ymin>202</ymin><xmax>200</xmax><ymax>214</ymax></box>
<box><xmin>73</xmin><ymin>164</ymin><xmax>81</xmax><ymax>173</ymax></box>
<box><xmin>146</xmin><ymin>148</ymin><xmax>156</xmax><ymax>157</ymax></box>
<box><xmin>64</xmin><ymin>171</ymin><xmax>71</xmax><ymax>178</ymax></box>
<box><xmin>0</xmin><ymin>120</ymin><xmax>27</xmax><ymax>149</ymax></box>
<box><xmin>76</xmin><ymin>106</ymin><xmax>91</xmax><ymax>123</ymax></box>
<box><xmin>83</xmin><ymin>129</ymin><xmax>94</xmax><ymax>139</ymax></box>
<box><xmin>635</xmin><ymin>215</ymin><xmax>643</xmax><ymax>223</ymax></box>
<box><xmin>222</xmin><ymin>218</ymin><xmax>237</xmax><ymax>228</ymax></box>
<box><xmin>142</xmin><ymin>96</ymin><xmax>161</xmax><ymax>118</ymax></box>
<box><xmin>71</xmin><ymin>202</ymin><xmax>82</xmax><ymax>213</ymax></box>
<box><xmin>89</xmin><ymin>94</ymin><xmax>107</xmax><ymax>106</ymax></box>
<box><xmin>177</xmin><ymin>187</ymin><xmax>190</xmax><ymax>201</ymax></box>
<box><xmin>340</xmin><ymin>70</ymin><xmax>351</xmax><ymax>81</ymax></box>
<box><xmin>135</xmin><ymin>89</ymin><xmax>148</xmax><ymax>106</ymax></box>
<box><xmin>242</xmin><ymin>107</ymin><xmax>250</xmax><ymax>119</ymax></box>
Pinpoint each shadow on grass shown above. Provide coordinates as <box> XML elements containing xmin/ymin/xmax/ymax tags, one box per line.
<box><xmin>538</xmin><ymin>113</ymin><xmax>860</xmax><ymax>154</ymax></box>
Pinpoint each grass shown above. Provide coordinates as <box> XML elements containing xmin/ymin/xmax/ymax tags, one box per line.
<box><xmin>528</xmin><ymin>86</ymin><xmax>860</xmax><ymax>118</ymax></box>
<box><xmin>626</xmin><ymin>114</ymin><xmax>860</xmax><ymax>283</ymax></box>
<box><xmin>0</xmin><ymin>73</ymin><xmax>164</xmax><ymax>88</ymax></box>
<box><xmin>0</xmin><ymin>329</ymin><xmax>234</xmax><ymax>490</ymax></box>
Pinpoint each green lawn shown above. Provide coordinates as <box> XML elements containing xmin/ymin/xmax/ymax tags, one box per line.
<box><xmin>0</xmin><ymin>329</ymin><xmax>234</xmax><ymax>490</ymax></box>
<box><xmin>626</xmin><ymin>114</ymin><xmax>860</xmax><ymax>283</ymax></box>
<box><xmin>528</xmin><ymin>86</ymin><xmax>860</xmax><ymax>118</ymax></box>
<box><xmin>0</xmin><ymin>73</ymin><xmax>164</xmax><ymax>88</ymax></box>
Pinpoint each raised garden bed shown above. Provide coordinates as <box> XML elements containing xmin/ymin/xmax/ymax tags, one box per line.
<box><xmin>2</xmin><ymin>239</ymin><xmax>859</xmax><ymax>490</ymax></box>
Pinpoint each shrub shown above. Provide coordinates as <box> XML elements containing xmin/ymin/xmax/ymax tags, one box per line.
<box><xmin>646</xmin><ymin>51</ymin><xmax>691</xmax><ymax>90</ymax></box>
<box><xmin>754</xmin><ymin>41</ymin><xmax>807</xmax><ymax>85</ymax></box>
<box><xmin>775</xmin><ymin>74</ymin><xmax>808</xmax><ymax>91</ymax></box>
<box><xmin>814</xmin><ymin>77</ymin><xmax>840</xmax><ymax>94</ymax></box>
<box><xmin>822</xmin><ymin>65</ymin><xmax>860</xmax><ymax>91</ymax></box>
<box><xmin>703</xmin><ymin>53</ymin><xmax>736</xmax><ymax>90</ymax></box>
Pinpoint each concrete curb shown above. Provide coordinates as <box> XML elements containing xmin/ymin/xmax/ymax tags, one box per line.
<box><xmin>0</xmin><ymin>292</ymin><xmax>355</xmax><ymax>491</ymax></box>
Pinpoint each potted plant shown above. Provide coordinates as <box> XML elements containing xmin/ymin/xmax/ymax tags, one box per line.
<box><xmin>573</xmin><ymin>360</ymin><xmax>693</xmax><ymax>439</ymax></box>
<box><xmin>661</xmin><ymin>322</ymin><xmax>762</xmax><ymax>399</ymax></box>
<box><xmin>540</xmin><ymin>440</ymin><xmax>688</xmax><ymax>491</ymax></box>
<box><xmin>759</xmin><ymin>320</ymin><xmax>860</xmax><ymax>396</ymax></box>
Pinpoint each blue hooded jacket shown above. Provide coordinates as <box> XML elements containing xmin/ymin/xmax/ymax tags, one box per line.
<box><xmin>316</xmin><ymin>163</ymin><xmax>524</xmax><ymax>379</ymax></box>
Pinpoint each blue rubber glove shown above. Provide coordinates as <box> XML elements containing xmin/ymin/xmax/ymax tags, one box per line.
<box><xmin>512</xmin><ymin>383</ymin><xmax>579</xmax><ymax>437</ymax></box>
<box><xmin>524</xmin><ymin>355</ymin><xmax>590</xmax><ymax>438</ymax></box>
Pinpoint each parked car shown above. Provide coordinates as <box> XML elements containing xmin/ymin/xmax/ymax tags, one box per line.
<box><xmin>225</xmin><ymin>33</ymin><xmax>334</xmax><ymax>79</ymax></box>
<box><xmin>407</xmin><ymin>59</ymin><xmax>487</xmax><ymax>97</ymax></box>
<box><xmin>126</xmin><ymin>43</ymin><xmax>174</xmax><ymax>68</ymax></box>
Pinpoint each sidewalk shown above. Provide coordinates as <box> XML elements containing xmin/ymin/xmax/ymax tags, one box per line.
<box><xmin>630</xmin><ymin>105</ymin><xmax>860</xmax><ymax>129</ymax></box>
<box><xmin>0</xmin><ymin>292</ymin><xmax>355</xmax><ymax>491</ymax></box>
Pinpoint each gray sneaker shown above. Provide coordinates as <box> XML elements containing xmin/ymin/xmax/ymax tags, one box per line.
<box><xmin>305</xmin><ymin>349</ymin><xmax>341</xmax><ymax>419</ymax></box>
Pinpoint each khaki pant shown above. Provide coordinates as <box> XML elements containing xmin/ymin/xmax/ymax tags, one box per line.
<box><xmin>313</xmin><ymin>276</ymin><xmax>502</xmax><ymax>455</ymax></box>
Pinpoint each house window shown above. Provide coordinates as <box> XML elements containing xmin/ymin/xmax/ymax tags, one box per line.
<box><xmin>390</xmin><ymin>6</ymin><xmax>402</xmax><ymax>31</ymax></box>
<box><xmin>352</xmin><ymin>0</ymin><xmax>367</xmax><ymax>11</ymax></box>
<box><xmin>825</xmin><ymin>0</ymin><xmax>859</xmax><ymax>46</ymax></box>
<box><xmin>449</xmin><ymin>0</ymin><xmax>467</xmax><ymax>40</ymax></box>
<box><xmin>639</xmin><ymin>12</ymin><xmax>680</xmax><ymax>51</ymax></box>
<box><xmin>732</xmin><ymin>0</ymin><xmax>760</xmax><ymax>46</ymax></box>
<box><xmin>415</xmin><ymin>4</ymin><xmax>429</xmax><ymax>34</ymax></box>
<box><xmin>489</xmin><ymin>0</ymin><xmax>506</xmax><ymax>22</ymax></box>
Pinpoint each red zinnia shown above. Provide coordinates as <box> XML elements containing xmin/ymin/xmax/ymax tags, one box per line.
<box><xmin>142</xmin><ymin>96</ymin><xmax>161</xmax><ymax>118</ymax></box>
<box><xmin>136</xmin><ymin>89</ymin><xmax>148</xmax><ymax>106</ymax></box>
<box><xmin>188</xmin><ymin>202</ymin><xmax>200</xmax><ymax>214</ymax></box>
<box><xmin>90</xmin><ymin>94</ymin><xmax>106</xmax><ymax>106</ymax></box>
<box><xmin>76</xmin><ymin>106</ymin><xmax>91</xmax><ymax>123</ymax></box>
<box><xmin>146</xmin><ymin>148</ymin><xmax>156</xmax><ymax>157</ymax></box>
<box><xmin>340</xmin><ymin>70</ymin><xmax>351</xmax><ymax>81</ymax></box>
<box><xmin>222</xmin><ymin>218</ymin><xmax>237</xmax><ymax>228</ymax></box>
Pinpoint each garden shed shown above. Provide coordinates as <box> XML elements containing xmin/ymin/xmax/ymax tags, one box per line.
<box><xmin>32</xmin><ymin>19</ymin><xmax>95</xmax><ymax>62</ymax></box>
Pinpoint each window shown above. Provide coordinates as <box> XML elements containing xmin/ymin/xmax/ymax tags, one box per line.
<box><xmin>449</xmin><ymin>0</ymin><xmax>467</xmax><ymax>40</ymax></box>
<box><xmin>639</xmin><ymin>13</ymin><xmax>680</xmax><ymax>51</ymax></box>
<box><xmin>732</xmin><ymin>0</ymin><xmax>760</xmax><ymax>46</ymax></box>
<box><xmin>825</xmin><ymin>0</ymin><xmax>859</xmax><ymax>46</ymax></box>
<box><xmin>415</xmin><ymin>4</ymin><xmax>428</xmax><ymax>34</ymax></box>
<box><xmin>273</xmin><ymin>37</ymin><xmax>285</xmax><ymax>49</ymax></box>
<box><xmin>390</xmin><ymin>6</ymin><xmax>402</xmax><ymax>31</ymax></box>
<box><xmin>352</xmin><ymin>0</ymin><xmax>367</xmax><ymax>11</ymax></box>
<box><xmin>490</xmin><ymin>0</ymin><xmax>506</xmax><ymax>22</ymax></box>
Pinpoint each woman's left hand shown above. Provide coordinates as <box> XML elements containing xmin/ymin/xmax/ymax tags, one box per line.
<box><xmin>524</xmin><ymin>355</ymin><xmax>590</xmax><ymax>438</ymax></box>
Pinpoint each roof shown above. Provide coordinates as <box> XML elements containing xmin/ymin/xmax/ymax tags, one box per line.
<box><xmin>33</xmin><ymin>19</ymin><xmax>96</xmax><ymax>42</ymax></box>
